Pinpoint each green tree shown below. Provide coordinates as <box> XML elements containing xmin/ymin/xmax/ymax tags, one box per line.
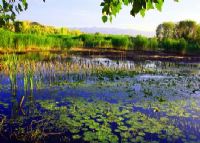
<box><xmin>0</xmin><ymin>0</ymin><xmax>29</xmax><ymax>26</ymax></box>
<box><xmin>133</xmin><ymin>35</ymin><xmax>148</xmax><ymax>50</ymax></box>
<box><xmin>195</xmin><ymin>25</ymin><xmax>200</xmax><ymax>42</ymax></box>
<box><xmin>175</xmin><ymin>20</ymin><xmax>198</xmax><ymax>41</ymax></box>
<box><xmin>156</xmin><ymin>22</ymin><xmax>175</xmax><ymax>40</ymax></box>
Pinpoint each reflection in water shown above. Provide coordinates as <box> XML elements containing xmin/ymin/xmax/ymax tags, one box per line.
<box><xmin>0</xmin><ymin>53</ymin><xmax>199</xmax><ymax>143</ymax></box>
<box><xmin>72</xmin><ymin>56</ymin><xmax>199</xmax><ymax>75</ymax></box>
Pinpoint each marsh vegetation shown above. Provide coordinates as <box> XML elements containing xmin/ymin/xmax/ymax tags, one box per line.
<box><xmin>1</xmin><ymin>20</ymin><xmax>200</xmax><ymax>55</ymax></box>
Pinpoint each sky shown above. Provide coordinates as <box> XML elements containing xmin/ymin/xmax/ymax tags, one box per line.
<box><xmin>17</xmin><ymin>0</ymin><xmax>200</xmax><ymax>32</ymax></box>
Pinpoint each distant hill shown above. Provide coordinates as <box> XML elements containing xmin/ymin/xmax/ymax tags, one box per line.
<box><xmin>71</xmin><ymin>27</ymin><xmax>155</xmax><ymax>37</ymax></box>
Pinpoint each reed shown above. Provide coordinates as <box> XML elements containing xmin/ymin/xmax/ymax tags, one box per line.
<box><xmin>0</xmin><ymin>29</ymin><xmax>79</xmax><ymax>51</ymax></box>
<box><xmin>2</xmin><ymin>54</ymin><xmax>18</xmax><ymax>96</ymax></box>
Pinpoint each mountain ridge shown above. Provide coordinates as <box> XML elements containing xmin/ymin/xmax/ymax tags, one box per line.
<box><xmin>70</xmin><ymin>27</ymin><xmax>155</xmax><ymax>37</ymax></box>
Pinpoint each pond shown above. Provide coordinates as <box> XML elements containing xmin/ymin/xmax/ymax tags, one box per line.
<box><xmin>0</xmin><ymin>52</ymin><xmax>200</xmax><ymax>143</ymax></box>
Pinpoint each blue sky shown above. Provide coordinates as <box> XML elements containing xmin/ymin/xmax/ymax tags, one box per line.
<box><xmin>17</xmin><ymin>0</ymin><xmax>200</xmax><ymax>32</ymax></box>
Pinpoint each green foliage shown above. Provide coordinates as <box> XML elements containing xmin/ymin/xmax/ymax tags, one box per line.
<box><xmin>0</xmin><ymin>0</ymin><xmax>180</xmax><ymax>25</ymax></box>
<box><xmin>111</xmin><ymin>36</ymin><xmax>130</xmax><ymax>49</ymax></box>
<box><xmin>157</xmin><ymin>20</ymin><xmax>198</xmax><ymax>41</ymax></box>
<box><xmin>0</xmin><ymin>0</ymin><xmax>29</xmax><ymax>25</ymax></box>
<box><xmin>157</xmin><ymin>20</ymin><xmax>200</xmax><ymax>54</ymax></box>
<box><xmin>0</xmin><ymin>28</ymin><xmax>79</xmax><ymax>50</ymax></box>
<box><xmin>133</xmin><ymin>35</ymin><xmax>148</xmax><ymax>50</ymax></box>
<box><xmin>148</xmin><ymin>37</ymin><xmax>159</xmax><ymax>50</ymax></box>
<box><xmin>187</xmin><ymin>42</ymin><xmax>200</xmax><ymax>53</ymax></box>
<box><xmin>1</xmin><ymin>19</ymin><xmax>200</xmax><ymax>54</ymax></box>
<box><xmin>80</xmin><ymin>34</ymin><xmax>103</xmax><ymax>48</ymax></box>
<box><xmin>14</xmin><ymin>33</ymin><xmax>63</xmax><ymax>49</ymax></box>
<box><xmin>175</xmin><ymin>20</ymin><xmax>198</xmax><ymax>41</ymax></box>
<box><xmin>12</xmin><ymin>21</ymin><xmax>82</xmax><ymax>35</ymax></box>
<box><xmin>0</xmin><ymin>28</ymin><xmax>14</xmax><ymax>48</ymax></box>
<box><xmin>195</xmin><ymin>26</ymin><xmax>200</xmax><ymax>41</ymax></box>
<box><xmin>156</xmin><ymin>22</ymin><xmax>175</xmax><ymax>40</ymax></box>
<box><xmin>60</xmin><ymin>36</ymin><xmax>82</xmax><ymax>49</ymax></box>
<box><xmin>101</xmin><ymin>0</ymin><xmax>179</xmax><ymax>23</ymax></box>
<box><xmin>159</xmin><ymin>38</ymin><xmax>187</xmax><ymax>53</ymax></box>
<box><xmin>79</xmin><ymin>33</ymin><xmax>113</xmax><ymax>48</ymax></box>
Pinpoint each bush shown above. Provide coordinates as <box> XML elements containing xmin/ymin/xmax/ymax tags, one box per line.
<box><xmin>100</xmin><ymin>40</ymin><xmax>112</xmax><ymax>48</ymax></box>
<box><xmin>111</xmin><ymin>36</ymin><xmax>130</xmax><ymax>50</ymax></box>
<box><xmin>148</xmin><ymin>38</ymin><xmax>158</xmax><ymax>50</ymax></box>
<box><xmin>178</xmin><ymin>38</ymin><xmax>187</xmax><ymax>53</ymax></box>
<box><xmin>159</xmin><ymin>38</ymin><xmax>187</xmax><ymax>53</ymax></box>
<box><xmin>79</xmin><ymin>34</ymin><xmax>104</xmax><ymax>48</ymax></box>
<box><xmin>186</xmin><ymin>42</ymin><xmax>200</xmax><ymax>54</ymax></box>
<box><xmin>61</xmin><ymin>38</ymin><xmax>82</xmax><ymax>48</ymax></box>
<box><xmin>0</xmin><ymin>28</ymin><xmax>76</xmax><ymax>50</ymax></box>
<box><xmin>133</xmin><ymin>35</ymin><xmax>148</xmax><ymax>50</ymax></box>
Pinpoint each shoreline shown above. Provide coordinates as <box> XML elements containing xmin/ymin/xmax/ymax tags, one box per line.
<box><xmin>0</xmin><ymin>47</ymin><xmax>200</xmax><ymax>63</ymax></box>
<box><xmin>70</xmin><ymin>48</ymin><xmax>200</xmax><ymax>63</ymax></box>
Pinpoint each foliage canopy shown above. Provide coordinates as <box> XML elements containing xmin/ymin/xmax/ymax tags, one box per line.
<box><xmin>101</xmin><ymin>0</ymin><xmax>179</xmax><ymax>22</ymax></box>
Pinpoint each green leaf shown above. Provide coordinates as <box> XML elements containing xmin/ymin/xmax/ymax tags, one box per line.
<box><xmin>147</xmin><ymin>0</ymin><xmax>154</xmax><ymax>9</ymax></box>
<box><xmin>109</xmin><ymin>16</ymin><xmax>113</xmax><ymax>22</ymax></box>
<box><xmin>102</xmin><ymin>16</ymin><xmax>108</xmax><ymax>23</ymax></box>
<box><xmin>124</xmin><ymin>0</ymin><xmax>129</xmax><ymax>6</ymax></box>
<box><xmin>155</xmin><ymin>0</ymin><xmax>164</xmax><ymax>11</ymax></box>
<box><xmin>18</xmin><ymin>4</ymin><xmax>23</xmax><ymax>12</ymax></box>
<box><xmin>100</xmin><ymin>2</ymin><xmax>105</xmax><ymax>6</ymax></box>
<box><xmin>140</xmin><ymin>8</ymin><xmax>146</xmax><ymax>17</ymax></box>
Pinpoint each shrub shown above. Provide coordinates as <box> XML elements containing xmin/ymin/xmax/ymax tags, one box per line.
<box><xmin>133</xmin><ymin>35</ymin><xmax>148</xmax><ymax>50</ymax></box>
<box><xmin>100</xmin><ymin>40</ymin><xmax>112</xmax><ymax>48</ymax></box>
<box><xmin>186</xmin><ymin>42</ymin><xmax>200</xmax><ymax>54</ymax></box>
<box><xmin>111</xmin><ymin>36</ymin><xmax>130</xmax><ymax>50</ymax></box>
<box><xmin>0</xmin><ymin>28</ymin><xmax>75</xmax><ymax>50</ymax></box>
<box><xmin>159</xmin><ymin>38</ymin><xmax>187</xmax><ymax>53</ymax></box>
<box><xmin>148</xmin><ymin>38</ymin><xmax>158</xmax><ymax>50</ymax></box>
<box><xmin>61</xmin><ymin>38</ymin><xmax>82</xmax><ymax>49</ymax></box>
<box><xmin>80</xmin><ymin>34</ymin><xmax>104</xmax><ymax>48</ymax></box>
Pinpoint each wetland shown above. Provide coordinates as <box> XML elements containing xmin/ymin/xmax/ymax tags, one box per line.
<box><xmin>0</xmin><ymin>51</ymin><xmax>199</xmax><ymax>143</ymax></box>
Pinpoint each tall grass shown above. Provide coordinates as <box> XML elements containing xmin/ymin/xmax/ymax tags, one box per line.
<box><xmin>3</xmin><ymin>54</ymin><xmax>18</xmax><ymax>95</ymax></box>
<box><xmin>79</xmin><ymin>34</ymin><xmax>111</xmax><ymax>48</ymax></box>
<box><xmin>159</xmin><ymin>38</ymin><xmax>187</xmax><ymax>53</ymax></box>
<box><xmin>132</xmin><ymin>35</ymin><xmax>148</xmax><ymax>50</ymax></box>
<box><xmin>111</xmin><ymin>36</ymin><xmax>130</xmax><ymax>50</ymax></box>
<box><xmin>0</xmin><ymin>28</ymin><xmax>199</xmax><ymax>54</ymax></box>
<box><xmin>51</xmin><ymin>35</ymin><xmax>82</xmax><ymax>49</ymax></box>
<box><xmin>186</xmin><ymin>42</ymin><xmax>200</xmax><ymax>54</ymax></box>
<box><xmin>14</xmin><ymin>34</ymin><xmax>62</xmax><ymax>50</ymax></box>
<box><xmin>0</xmin><ymin>29</ymin><xmax>15</xmax><ymax>48</ymax></box>
<box><xmin>0</xmin><ymin>29</ymin><xmax>79</xmax><ymax>50</ymax></box>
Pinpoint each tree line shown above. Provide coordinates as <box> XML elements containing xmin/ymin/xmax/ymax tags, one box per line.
<box><xmin>156</xmin><ymin>20</ymin><xmax>200</xmax><ymax>41</ymax></box>
<box><xmin>156</xmin><ymin>20</ymin><xmax>200</xmax><ymax>53</ymax></box>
